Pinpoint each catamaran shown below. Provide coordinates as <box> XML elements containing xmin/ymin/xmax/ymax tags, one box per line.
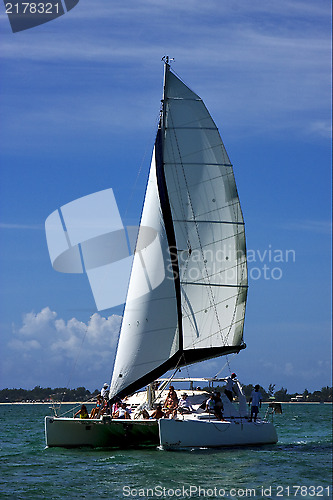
<box><xmin>45</xmin><ymin>57</ymin><xmax>278</xmax><ymax>449</ymax></box>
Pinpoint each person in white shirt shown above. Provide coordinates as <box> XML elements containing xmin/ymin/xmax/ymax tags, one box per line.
<box><xmin>224</xmin><ymin>373</ymin><xmax>237</xmax><ymax>401</ymax></box>
<box><xmin>101</xmin><ymin>383</ymin><xmax>109</xmax><ymax>399</ymax></box>
<box><xmin>249</xmin><ymin>384</ymin><xmax>262</xmax><ymax>422</ymax></box>
<box><xmin>178</xmin><ymin>393</ymin><xmax>193</xmax><ymax>414</ymax></box>
<box><xmin>113</xmin><ymin>403</ymin><xmax>131</xmax><ymax>419</ymax></box>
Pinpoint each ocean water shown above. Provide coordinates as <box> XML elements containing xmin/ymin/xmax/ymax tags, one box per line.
<box><xmin>0</xmin><ymin>403</ymin><xmax>331</xmax><ymax>500</ymax></box>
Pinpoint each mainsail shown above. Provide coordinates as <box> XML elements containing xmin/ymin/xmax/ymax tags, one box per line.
<box><xmin>109</xmin><ymin>61</ymin><xmax>248</xmax><ymax>400</ymax></box>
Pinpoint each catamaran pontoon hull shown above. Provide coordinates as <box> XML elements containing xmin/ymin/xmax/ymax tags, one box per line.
<box><xmin>45</xmin><ymin>416</ymin><xmax>158</xmax><ymax>448</ymax></box>
<box><xmin>159</xmin><ymin>418</ymin><xmax>278</xmax><ymax>450</ymax></box>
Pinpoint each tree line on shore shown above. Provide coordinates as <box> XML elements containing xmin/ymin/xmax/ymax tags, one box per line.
<box><xmin>235</xmin><ymin>384</ymin><xmax>332</xmax><ymax>403</ymax></box>
<box><xmin>0</xmin><ymin>384</ymin><xmax>332</xmax><ymax>403</ymax></box>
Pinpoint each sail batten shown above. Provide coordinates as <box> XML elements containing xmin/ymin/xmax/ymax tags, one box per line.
<box><xmin>174</xmin><ymin>220</ymin><xmax>245</xmax><ymax>225</ymax></box>
<box><xmin>167</xmin><ymin>127</ymin><xmax>217</xmax><ymax>130</ymax></box>
<box><xmin>165</xmin><ymin>162</ymin><xmax>233</xmax><ymax>167</ymax></box>
<box><xmin>181</xmin><ymin>282</ymin><xmax>248</xmax><ymax>288</ymax></box>
<box><xmin>109</xmin><ymin>64</ymin><xmax>247</xmax><ymax>401</ymax></box>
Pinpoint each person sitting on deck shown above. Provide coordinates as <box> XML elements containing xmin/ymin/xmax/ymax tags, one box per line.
<box><xmin>74</xmin><ymin>405</ymin><xmax>89</xmax><ymax>419</ymax></box>
<box><xmin>178</xmin><ymin>393</ymin><xmax>193</xmax><ymax>414</ymax></box>
<box><xmin>101</xmin><ymin>397</ymin><xmax>112</xmax><ymax>416</ymax></box>
<box><xmin>139</xmin><ymin>408</ymin><xmax>150</xmax><ymax>419</ymax></box>
<box><xmin>113</xmin><ymin>402</ymin><xmax>131</xmax><ymax>419</ymax></box>
<box><xmin>163</xmin><ymin>386</ymin><xmax>178</xmax><ymax>418</ymax></box>
<box><xmin>90</xmin><ymin>395</ymin><xmax>103</xmax><ymax>419</ymax></box>
<box><xmin>205</xmin><ymin>393</ymin><xmax>224</xmax><ymax>420</ymax></box>
<box><xmin>205</xmin><ymin>394</ymin><xmax>215</xmax><ymax>413</ymax></box>
<box><xmin>150</xmin><ymin>404</ymin><xmax>165</xmax><ymax>419</ymax></box>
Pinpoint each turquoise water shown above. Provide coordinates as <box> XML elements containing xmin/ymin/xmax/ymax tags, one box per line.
<box><xmin>0</xmin><ymin>403</ymin><xmax>331</xmax><ymax>499</ymax></box>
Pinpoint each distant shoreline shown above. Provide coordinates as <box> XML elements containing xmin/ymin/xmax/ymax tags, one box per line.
<box><xmin>0</xmin><ymin>401</ymin><xmax>332</xmax><ymax>405</ymax></box>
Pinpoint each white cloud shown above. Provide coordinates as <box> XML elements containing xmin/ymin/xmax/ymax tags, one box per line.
<box><xmin>281</xmin><ymin>220</ymin><xmax>332</xmax><ymax>235</ymax></box>
<box><xmin>308</xmin><ymin>121</ymin><xmax>332</xmax><ymax>139</ymax></box>
<box><xmin>6</xmin><ymin>308</ymin><xmax>122</xmax><ymax>389</ymax></box>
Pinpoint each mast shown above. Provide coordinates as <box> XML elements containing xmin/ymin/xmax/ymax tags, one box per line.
<box><xmin>161</xmin><ymin>56</ymin><xmax>172</xmax><ymax>128</ymax></box>
<box><xmin>156</xmin><ymin>56</ymin><xmax>184</xmax><ymax>355</ymax></box>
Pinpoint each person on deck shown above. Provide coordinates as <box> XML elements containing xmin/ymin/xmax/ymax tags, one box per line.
<box><xmin>213</xmin><ymin>391</ymin><xmax>224</xmax><ymax>420</ymax></box>
<box><xmin>139</xmin><ymin>408</ymin><xmax>150</xmax><ymax>419</ymax></box>
<box><xmin>224</xmin><ymin>373</ymin><xmax>237</xmax><ymax>402</ymax></box>
<box><xmin>178</xmin><ymin>393</ymin><xmax>193</xmax><ymax>414</ymax></box>
<box><xmin>101</xmin><ymin>383</ymin><xmax>109</xmax><ymax>399</ymax></box>
<box><xmin>249</xmin><ymin>385</ymin><xmax>263</xmax><ymax>422</ymax></box>
<box><xmin>74</xmin><ymin>405</ymin><xmax>89</xmax><ymax>419</ymax></box>
<box><xmin>90</xmin><ymin>395</ymin><xmax>103</xmax><ymax>419</ymax></box>
<box><xmin>163</xmin><ymin>386</ymin><xmax>178</xmax><ymax>418</ymax></box>
<box><xmin>205</xmin><ymin>394</ymin><xmax>215</xmax><ymax>414</ymax></box>
<box><xmin>150</xmin><ymin>404</ymin><xmax>165</xmax><ymax>419</ymax></box>
<box><xmin>113</xmin><ymin>402</ymin><xmax>131</xmax><ymax>419</ymax></box>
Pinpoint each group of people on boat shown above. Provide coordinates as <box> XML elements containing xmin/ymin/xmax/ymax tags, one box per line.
<box><xmin>74</xmin><ymin>383</ymin><xmax>109</xmax><ymax>419</ymax></box>
<box><xmin>138</xmin><ymin>386</ymin><xmax>193</xmax><ymax>420</ymax></box>
<box><xmin>74</xmin><ymin>376</ymin><xmax>263</xmax><ymax>422</ymax></box>
<box><xmin>163</xmin><ymin>387</ymin><xmax>193</xmax><ymax>418</ymax></box>
<box><xmin>74</xmin><ymin>383</ymin><xmax>132</xmax><ymax>420</ymax></box>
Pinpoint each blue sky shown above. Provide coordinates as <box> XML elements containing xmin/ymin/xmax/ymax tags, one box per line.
<box><xmin>0</xmin><ymin>0</ymin><xmax>331</xmax><ymax>393</ymax></box>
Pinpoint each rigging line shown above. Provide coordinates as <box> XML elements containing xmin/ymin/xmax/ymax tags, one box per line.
<box><xmin>181</xmin><ymin>292</ymin><xmax>239</xmax><ymax>320</ymax></box>
<box><xmin>123</xmin><ymin>111</ymin><xmax>161</xmax><ymax>221</ymax></box>
<box><xmin>58</xmin><ymin>395</ymin><xmax>96</xmax><ymax>418</ymax></box>
<box><xmin>170</xmin><ymin>140</ymin><xmax>227</xmax><ymax>162</ymax></box>
<box><xmin>188</xmin><ymin>318</ymin><xmax>245</xmax><ymax>347</ymax></box>
<box><xmin>195</xmin><ymin>200</ymin><xmax>242</xmax><ymax>219</ymax></box>
<box><xmin>213</xmin><ymin>353</ymin><xmax>237</xmax><ymax>378</ymax></box>
<box><xmin>58</xmin><ymin>319</ymin><xmax>90</xmax><ymax>413</ymax></box>
<box><xmin>151</xmin><ymin>354</ymin><xmax>185</xmax><ymax>407</ymax></box>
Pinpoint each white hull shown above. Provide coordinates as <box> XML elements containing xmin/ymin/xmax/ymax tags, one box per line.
<box><xmin>159</xmin><ymin>417</ymin><xmax>278</xmax><ymax>450</ymax></box>
<box><xmin>45</xmin><ymin>416</ymin><xmax>158</xmax><ymax>448</ymax></box>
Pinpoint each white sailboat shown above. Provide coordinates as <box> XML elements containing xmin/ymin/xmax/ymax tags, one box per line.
<box><xmin>45</xmin><ymin>57</ymin><xmax>278</xmax><ymax>449</ymax></box>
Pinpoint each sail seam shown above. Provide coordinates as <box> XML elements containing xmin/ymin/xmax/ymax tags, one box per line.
<box><xmin>168</xmin><ymin>142</ymin><xmax>228</xmax><ymax>162</ymax></box>
<box><xmin>181</xmin><ymin>291</ymin><xmax>239</xmax><ymax>310</ymax></box>
<box><xmin>176</xmin><ymin>231</ymin><xmax>245</xmax><ymax>253</ymax></box>
<box><xmin>194</xmin><ymin>200</ymin><xmax>243</xmax><ymax>219</ymax></box>
<box><xmin>164</xmin><ymin>162</ymin><xmax>233</xmax><ymax>167</ymax></box>
<box><xmin>181</xmin><ymin>282</ymin><xmax>248</xmax><ymax>288</ymax></box>
<box><xmin>185</xmin><ymin>318</ymin><xmax>245</xmax><ymax>349</ymax></box>
<box><xmin>174</xmin><ymin>219</ymin><xmax>245</xmax><ymax>225</ymax></box>
<box><xmin>166</xmin><ymin>97</ymin><xmax>202</xmax><ymax>101</ymax></box>
<box><xmin>166</xmin><ymin>127</ymin><xmax>216</xmax><ymax>130</ymax></box>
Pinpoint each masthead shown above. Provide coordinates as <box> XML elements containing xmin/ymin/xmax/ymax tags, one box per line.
<box><xmin>162</xmin><ymin>55</ymin><xmax>174</xmax><ymax>66</ymax></box>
